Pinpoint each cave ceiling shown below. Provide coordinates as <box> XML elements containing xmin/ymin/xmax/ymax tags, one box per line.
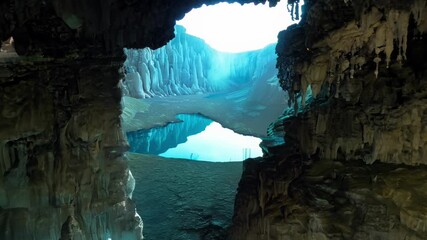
<box><xmin>0</xmin><ymin>0</ymin><xmax>281</xmax><ymax>56</ymax></box>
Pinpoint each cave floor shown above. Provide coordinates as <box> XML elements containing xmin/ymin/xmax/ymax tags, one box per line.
<box><xmin>121</xmin><ymin>88</ymin><xmax>286</xmax><ymax>137</ymax></box>
<box><xmin>128</xmin><ymin>153</ymin><xmax>242</xmax><ymax>240</ymax></box>
<box><xmin>123</xmin><ymin>89</ymin><xmax>281</xmax><ymax>239</ymax></box>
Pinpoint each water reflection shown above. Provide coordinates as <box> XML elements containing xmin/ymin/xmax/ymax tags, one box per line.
<box><xmin>127</xmin><ymin>114</ymin><xmax>262</xmax><ymax>162</ymax></box>
<box><xmin>127</xmin><ymin>114</ymin><xmax>212</xmax><ymax>154</ymax></box>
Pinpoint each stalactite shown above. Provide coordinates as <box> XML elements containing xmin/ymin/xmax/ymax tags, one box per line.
<box><xmin>412</xmin><ymin>0</ymin><xmax>427</xmax><ymax>33</ymax></box>
<box><xmin>278</xmin><ymin>4</ymin><xmax>422</xmax><ymax>107</ymax></box>
<box><xmin>232</xmin><ymin>1</ymin><xmax>427</xmax><ymax>239</ymax></box>
<box><xmin>287</xmin><ymin>0</ymin><xmax>300</xmax><ymax>21</ymax></box>
<box><xmin>374</xmin><ymin>53</ymin><xmax>381</xmax><ymax>79</ymax></box>
<box><xmin>385</xmin><ymin>25</ymin><xmax>394</xmax><ymax>68</ymax></box>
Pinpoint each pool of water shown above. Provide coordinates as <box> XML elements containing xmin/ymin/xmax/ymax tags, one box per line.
<box><xmin>126</xmin><ymin>114</ymin><xmax>263</xmax><ymax>162</ymax></box>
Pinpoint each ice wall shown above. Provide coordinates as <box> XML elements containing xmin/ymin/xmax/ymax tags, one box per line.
<box><xmin>122</xmin><ymin>25</ymin><xmax>278</xmax><ymax>98</ymax></box>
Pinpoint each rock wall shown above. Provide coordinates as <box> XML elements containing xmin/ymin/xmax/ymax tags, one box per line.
<box><xmin>0</xmin><ymin>0</ymin><xmax>281</xmax><ymax>239</ymax></box>
<box><xmin>230</xmin><ymin>0</ymin><xmax>427</xmax><ymax>239</ymax></box>
<box><xmin>122</xmin><ymin>25</ymin><xmax>278</xmax><ymax>98</ymax></box>
<box><xmin>0</xmin><ymin>55</ymin><xmax>142</xmax><ymax>239</ymax></box>
<box><xmin>0</xmin><ymin>0</ymin><xmax>282</xmax><ymax>56</ymax></box>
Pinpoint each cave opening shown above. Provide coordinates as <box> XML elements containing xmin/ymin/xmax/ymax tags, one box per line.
<box><xmin>121</xmin><ymin>1</ymin><xmax>297</xmax><ymax>161</ymax></box>
<box><xmin>121</xmin><ymin>2</ymin><xmax>299</xmax><ymax>239</ymax></box>
<box><xmin>2</xmin><ymin>0</ymin><xmax>427</xmax><ymax>239</ymax></box>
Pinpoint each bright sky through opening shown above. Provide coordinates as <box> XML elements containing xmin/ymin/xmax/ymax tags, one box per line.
<box><xmin>177</xmin><ymin>1</ymin><xmax>296</xmax><ymax>53</ymax></box>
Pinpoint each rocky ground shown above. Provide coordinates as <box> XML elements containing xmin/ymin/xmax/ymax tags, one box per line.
<box><xmin>127</xmin><ymin>153</ymin><xmax>243</xmax><ymax>240</ymax></box>
<box><xmin>122</xmin><ymin>82</ymin><xmax>281</xmax><ymax>240</ymax></box>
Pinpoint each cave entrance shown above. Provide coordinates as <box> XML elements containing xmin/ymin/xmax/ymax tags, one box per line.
<box><xmin>122</xmin><ymin>2</ymin><xmax>299</xmax><ymax>239</ymax></box>
<box><xmin>121</xmin><ymin>1</ymin><xmax>295</xmax><ymax>161</ymax></box>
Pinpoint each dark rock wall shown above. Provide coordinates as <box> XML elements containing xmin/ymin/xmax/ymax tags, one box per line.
<box><xmin>230</xmin><ymin>0</ymin><xmax>427</xmax><ymax>239</ymax></box>
<box><xmin>0</xmin><ymin>55</ymin><xmax>142</xmax><ymax>239</ymax></box>
<box><xmin>2</xmin><ymin>0</ymin><xmax>426</xmax><ymax>239</ymax></box>
<box><xmin>0</xmin><ymin>0</ymin><xmax>281</xmax><ymax>239</ymax></box>
<box><xmin>0</xmin><ymin>0</ymin><xmax>280</xmax><ymax>56</ymax></box>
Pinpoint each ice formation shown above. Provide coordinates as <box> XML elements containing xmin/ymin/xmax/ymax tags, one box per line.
<box><xmin>122</xmin><ymin>25</ymin><xmax>277</xmax><ymax>98</ymax></box>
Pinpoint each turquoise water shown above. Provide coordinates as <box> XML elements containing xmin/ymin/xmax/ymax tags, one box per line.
<box><xmin>127</xmin><ymin>114</ymin><xmax>262</xmax><ymax>162</ymax></box>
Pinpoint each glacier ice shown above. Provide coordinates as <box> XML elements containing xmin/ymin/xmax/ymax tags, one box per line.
<box><xmin>122</xmin><ymin>25</ymin><xmax>279</xmax><ymax>98</ymax></box>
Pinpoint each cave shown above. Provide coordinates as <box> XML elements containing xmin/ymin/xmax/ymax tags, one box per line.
<box><xmin>122</xmin><ymin>4</ymin><xmax>288</xmax><ymax>238</ymax></box>
<box><xmin>1</xmin><ymin>0</ymin><xmax>427</xmax><ymax>240</ymax></box>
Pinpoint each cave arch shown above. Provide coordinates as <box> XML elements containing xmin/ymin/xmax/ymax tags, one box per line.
<box><xmin>0</xmin><ymin>1</ymin><xmax>295</xmax><ymax>240</ymax></box>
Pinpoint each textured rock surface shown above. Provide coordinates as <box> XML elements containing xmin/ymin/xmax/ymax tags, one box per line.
<box><xmin>0</xmin><ymin>0</ymin><xmax>280</xmax><ymax>56</ymax></box>
<box><xmin>2</xmin><ymin>0</ymin><xmax>427</xmax><ymax>239</ymax></box>
<box><xmin>122</xmin><ymin>25</ymin><xmax>278</xmax><ymax>98</ymax></box>
<box><xmin>230</xmin><ymin>0</ymin><xmax>427</xmax><ymax>239</ymax></box>
<box><xmin>0</xmin><ymin>0</ymin><xmax>281</xmax><ymax>239</ymax></box>
<box><xmin>0</xmin><ymin>56</ymin><xmax>142</xmax><ymax>239</ymax></box>
<box><xmin>128</xmin><ymin>153</ymin><xmax>242</xmax><ymax>240</ymax></box>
